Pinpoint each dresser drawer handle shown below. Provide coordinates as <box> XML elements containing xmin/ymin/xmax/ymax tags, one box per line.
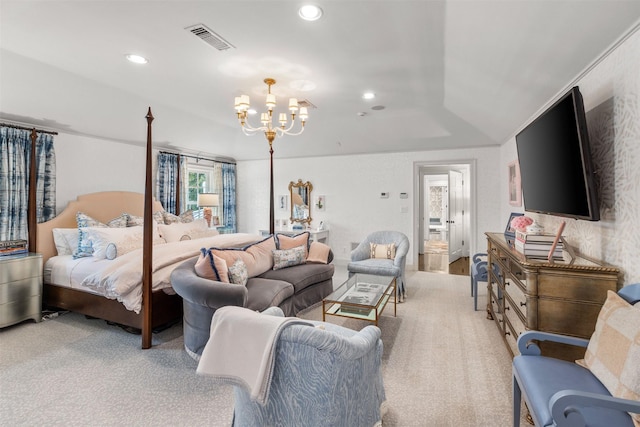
<box><xmin>520</xmin><ymin>301</ymin><xmax>527</xmax><ymax>307</ymax></box>
<box><xmin>505</xmin><ymin>331</ymin><xmax>511</xmax><ymax>336</ymax></box>
<box><xmin>504</xmin><ymin>305</ymin><xmax>510</xmax><ymax>311</ymax></box>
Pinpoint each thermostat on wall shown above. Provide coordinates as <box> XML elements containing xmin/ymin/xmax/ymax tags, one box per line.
<box><xmin>380</xmin><ymin>192</ymin><xmax>389</xmax><ymax>198</ymax></box>
<box><xmin>400</xmin><ymin>192</ymin><xmax>408</xmax><ymax>199</ymax></box>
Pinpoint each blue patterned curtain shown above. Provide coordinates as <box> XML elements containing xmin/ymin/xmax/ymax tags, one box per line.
<box><xmin>0</xmin><ymin>127</ymin><xmax>56</xmax><ymax>241</ymax></box>
<box><xmin>222</xmin><ymin>163</ymin><xmax>237</xmax><ymax>233</ymax></box>
<box><xmin>156</xmin><ymin>152</ymin><xmax>185</xmax><ymax>214</ymax></box>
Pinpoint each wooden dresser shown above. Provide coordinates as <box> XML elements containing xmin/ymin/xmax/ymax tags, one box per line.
<box><xmin>485</xmin><ymin>232</ymin><xmax>620</xmax><ymax>361</ymax></box>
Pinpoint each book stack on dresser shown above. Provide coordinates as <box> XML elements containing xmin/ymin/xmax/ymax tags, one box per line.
<box><xmin>0</xmin><ymin>239</ymin><xmax>28</xmax><ymax>257</ymax></box>
<box><xmin>514</xmin><ymin>231</ymin><xmax>562</xmax><ymax>261</ymax></box>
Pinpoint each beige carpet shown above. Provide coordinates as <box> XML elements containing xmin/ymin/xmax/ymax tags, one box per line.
<box><xmin>300</xmin><ymin>271</ymin><xmax>528</xmax><ymax>426</ymax></box>
<box><xmin>0</xmin><ymin>269</ymin><xmax>528</xmax><ymax>426</ymax></box>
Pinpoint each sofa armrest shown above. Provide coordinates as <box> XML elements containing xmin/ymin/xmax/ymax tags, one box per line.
<box><xmin>550</xmin><ymin>389</ymin><xmax>640</xmax><ymax>427</ymax></box>
<box><xmin>517</xmin><ymin>330</ymin><xmax>590</xmax><ymax>356</ymax></box>
<box><xmin>171</xmin><ymin>258</ymin><xmax>247</xmax><ymax>309</ymax></box>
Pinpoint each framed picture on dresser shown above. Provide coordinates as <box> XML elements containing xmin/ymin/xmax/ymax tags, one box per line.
<box><xmin>504</xmin><ymin>212</ymin><xmax>524</xmax><ymax>244</ymax></box>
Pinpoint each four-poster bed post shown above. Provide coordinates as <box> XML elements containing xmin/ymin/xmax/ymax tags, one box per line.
<box><xmin>142</xmin><ymin>108</ymin><xmax>154</xmax><ymax>349</ymax></box>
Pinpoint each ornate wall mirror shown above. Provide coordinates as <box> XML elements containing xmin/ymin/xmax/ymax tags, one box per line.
<box><xmin>289</xmin><ymin>179</ymin><xmax>313</xmax><ymax>225</ymax></box>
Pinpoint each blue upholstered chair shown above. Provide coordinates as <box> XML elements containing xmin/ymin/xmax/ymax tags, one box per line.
<box><xmin>347</xmin><ymin>231</ymin><xmax>410</xmax><ymax>302</ymax></box>
<box><xmin>470</xmin><ymin>253</ymin><xmax>499</xmax><ymax>311</ymax></box>
<box><xmin>231</xmin><ymin>308</ymin><xmax>387</xmax><ymax>427</ymax></box>
<box><xmin>512</xmin><ymin>284</ymin><xmax>640</xmax><ymax>427</ymax></box>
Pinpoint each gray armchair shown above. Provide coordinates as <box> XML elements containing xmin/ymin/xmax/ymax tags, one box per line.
<box><xmin>348</xmin><ymin>230</ymin><xmax>410</xmax><ymax>302</ymax></box>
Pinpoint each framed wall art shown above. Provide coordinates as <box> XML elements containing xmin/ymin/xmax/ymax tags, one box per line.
<box><xmin>508</xmin><ymin>160</ymin><xmax>522</xmax><ymax>207</ymax></box>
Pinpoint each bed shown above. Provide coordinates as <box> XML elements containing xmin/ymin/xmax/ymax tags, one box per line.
<box><xmin>30</xmin><ymin>109</ymin><xmax>248</xmax><ymax>349</ymax></box>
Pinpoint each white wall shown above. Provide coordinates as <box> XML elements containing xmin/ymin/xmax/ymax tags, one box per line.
<box><xmin>500</xmin><ymin>28</ymin><xmax>640</xmax><ymax>284</ymax></box>
<box><xmin>237</xmin><ymin>146</ymin><xmax>502</xmax><ymax>267</ymax></box>
<box><xmin>54</xmin><ymin>134</ymin><xmax>147</xmax><ymax>213</ymax></box>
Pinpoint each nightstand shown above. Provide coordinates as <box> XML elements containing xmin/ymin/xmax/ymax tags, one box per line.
<box><xmin>0</xmin><ymin>253</ymin><xmax>43</xmax><ymax>328</ymax></box>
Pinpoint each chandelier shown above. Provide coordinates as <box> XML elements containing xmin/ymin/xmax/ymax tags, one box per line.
<box><xmin>234</xmin><ymin>78</ymin><xmax>310</xmax><ymax>234</ymax></box>
<box><xmin>234</xmin><ymin>78</ymin><xmax>308</xmax><ymax>146</ymax></box>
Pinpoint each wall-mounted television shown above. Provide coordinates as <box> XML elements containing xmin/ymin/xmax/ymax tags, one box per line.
<box><xmin>515</xmin><ymin>86</ymin><xmax>600</xmax><ymax>221</ymax></box>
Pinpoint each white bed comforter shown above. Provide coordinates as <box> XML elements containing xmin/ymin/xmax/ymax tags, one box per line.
<box><xmin>81</xmin><ymin>233</ymin><xmax>261</xmax><ymax>313</ymax></box>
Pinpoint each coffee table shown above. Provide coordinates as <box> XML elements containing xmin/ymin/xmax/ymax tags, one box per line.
<box><xmin>322</xmin><ymin>273</ymin><xmax>396</xmax><ymax>326</ymax></box>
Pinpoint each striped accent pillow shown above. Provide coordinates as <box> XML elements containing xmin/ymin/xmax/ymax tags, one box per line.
<box><xmin>370</xmin><ymin>243</ymin><xmax>396</xmax><ymax>260</ymax></box>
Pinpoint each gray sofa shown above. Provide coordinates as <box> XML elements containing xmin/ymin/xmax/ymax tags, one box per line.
<box><xmin>171</xmin><ymin>253</ymin><xmax>334</xmax><ymax>359</ymax></box>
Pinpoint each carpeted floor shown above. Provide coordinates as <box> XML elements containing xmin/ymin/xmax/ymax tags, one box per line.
<box><xmin>0</xmin><ymin>268</ymin><xmax>528</xmax><ymax>426</ymax></box>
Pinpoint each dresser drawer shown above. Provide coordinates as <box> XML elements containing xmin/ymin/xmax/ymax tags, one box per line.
<box><xmin>0</xmin><ymin>255</ymin><xmax>42</xmax><ymax>283</ymax></box>
<box><xmin>0</xmin><ymin>295</ymin><xmax>41</xmax><ymax>328</ymax></box>
<box><xmin>503</xmin><ymin>315</ymin><xmax>520</xmax><ymax>356</ymax></box>
<box><xmin>538</xmin><ymin>298</ymin><xmax>602</xmax><ymax>338</ymax></box>
<box><xmin>504</xmin><ymin>279</ymin><xmax>526</xmax><ymax>318</ymax></box>
<box><xmin>0</xmin><ymin>277</ymin><xmax>42</xmax><ymax>304</ymax></box>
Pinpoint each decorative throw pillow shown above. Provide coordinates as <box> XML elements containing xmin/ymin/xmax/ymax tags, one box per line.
<box><xmin>189</xmin><ymin>229</ymin><xmax>220</xmax><ymax>240</ymax></box>
<box><xmin>228</xmin><ymin>258</ymin><xmax>248</xmax><ymax>286</ymax></box>
<box><xmin>272</xmin><ymin>246</ymin><xmax>307</xmax><ymax>270</ymax></box>
<box><xmin>276</xmin><ymin>232</ymin><xmax>310</xmax><ymax>257</ymax></box>
<box><xmin>162</xmin><ymin>210</ymin><xmax>194</xmax><ymax>225</ymax></box>
<box><xmin>210</xmin><ymin>236</ymin><xmax>276</xmax><ymax>278</ymax></box>
<box><xmin>124</xmin><ymin>212</ymin><xmax>164</xmax><ymax>227</ymax></box>
<box><xmin>579</xmin><ymin>290</ymin><xmax>640</xmax><ymax>425</ymax></box>
<box><xmin>307</xmin><ymin>241</ymin><xmax>331</xmax><ymax>264</ymax></box>
<box><xmin>86</xmin><ymin>226</ymin><xmax>149</xmax><ymax>259</ymax></box>
<box><xmin>73</xmin><ymin>212</ymin><xmax>127</xmax><ymax>258</ymax></box>
<box><xmin>157</xmin><ymin>218</ymin><xmax>208</xmax><ymax>243</ymax></box>
<box><xmin>194</xmin><ymin>248</ymin><xmax>229</xmax><ymax>283</ymax></box>
<box><xmin>52</xmin><ymin>228</ymin><xmax>79</xmax><ymax>256</ymax></box>
<box><xmin>370</xmin><ymin>242</ymin><xmax>396</xmax><ymax>259</ymax></box>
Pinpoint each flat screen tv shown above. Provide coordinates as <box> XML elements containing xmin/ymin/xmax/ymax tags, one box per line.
<box><xmin>515</xmin><ymin>86</ymin><xmax>599</xmax><ymax>221</ymax></box>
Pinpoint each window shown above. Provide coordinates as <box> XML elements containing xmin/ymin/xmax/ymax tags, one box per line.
<box><xmin>186</xmin><ymin>164</ymin><xmax>222</xmax><ymax>223</ymax></box>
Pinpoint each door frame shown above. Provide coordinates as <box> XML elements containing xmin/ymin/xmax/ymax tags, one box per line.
<box><xmin>413</xmin><ymin>160</ymin><xmax>476</xmax><ymax>271</ymax></box>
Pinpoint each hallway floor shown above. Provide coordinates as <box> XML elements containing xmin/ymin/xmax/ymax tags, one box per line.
<box><xmin>420</xmin><ymin>239</ymin><xmax>468</xmax><ymax>276</ymax></box>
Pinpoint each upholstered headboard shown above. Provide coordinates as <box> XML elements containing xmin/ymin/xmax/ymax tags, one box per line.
<box><xmin>36</xmin><ymin>191</ymin><xmax>164</xmax><ymax>264</ymax></box>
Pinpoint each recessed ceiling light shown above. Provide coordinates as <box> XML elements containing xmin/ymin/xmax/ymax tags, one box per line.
<box><xmin>299</xmin><ymin>5</ymin><xmax>323</xmax><ymax>21</ymax></box>
<box><xmin>125</xmin><ymin>54</ymin><xmax>148</xmax><ymax>64</ymax></box>
<box><xmin>363</xmin><ymin>92</ymin><xmax>376</xmax><ymax>100</ymax></box>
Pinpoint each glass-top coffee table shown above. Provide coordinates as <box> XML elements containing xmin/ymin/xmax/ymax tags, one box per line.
<box><xmin>322</xmin><ymin>273</ymin><xmax>396</xmax><ymax>326</ymax></box>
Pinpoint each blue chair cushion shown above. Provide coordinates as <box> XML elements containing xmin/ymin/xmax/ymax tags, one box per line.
<box><xmin>513</xmin><ymin>355</ymin><xmax>634</xmax><ymax>427</ymax></box>
<box><xmin>347</xmin><ymin>258</ymin><xmax>400</xmax><ymax>278</ymax></box>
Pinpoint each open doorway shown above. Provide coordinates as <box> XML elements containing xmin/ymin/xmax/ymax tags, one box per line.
<box><xmin>415</xmin><ymin>162</ymin><xmax>473</xmax><ymax>275</ymax></box>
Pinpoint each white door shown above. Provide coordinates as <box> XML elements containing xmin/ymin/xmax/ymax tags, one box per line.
<box><xmin>448</xmin><ymin>170</ymin><xmax>463</xmax><ymax>263</ymax></box>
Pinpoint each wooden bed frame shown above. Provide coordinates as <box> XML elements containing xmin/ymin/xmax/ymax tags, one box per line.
<box><xmin>33</xmin><ymin>109</ymin><xmax>182</xmax><ymax>348</ymax></box>
<box><xmin>36</xmin><ymin>191</ymin><xmax>183</xmax><ymax>342</ymax></box>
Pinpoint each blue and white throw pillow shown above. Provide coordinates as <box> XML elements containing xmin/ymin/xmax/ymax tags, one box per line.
<box><xmin>272</xmin><ymin>245</ymin><xmax>307</xmax><ymax>270</ymax></box>
<box><xmin>72</xmin><ymin>212</ymin><xmax>127</xmax><ymax>258</ymax></box>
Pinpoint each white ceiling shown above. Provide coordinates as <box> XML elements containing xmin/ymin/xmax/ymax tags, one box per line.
<box><xmin>2</xmin><ymin>1</ymin><xmax>640</xmax><ymax>161</ymax></box>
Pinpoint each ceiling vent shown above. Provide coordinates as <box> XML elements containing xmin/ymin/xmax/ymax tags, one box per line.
<box><xmin>186</xmin><ymin>24</ymin><xmax>235</xmax><ymax>51</ymax></box>
<box><xmin>298</xmin><ymin>99</ymin><xmax>317</xmax><ymax>109</ymax></box>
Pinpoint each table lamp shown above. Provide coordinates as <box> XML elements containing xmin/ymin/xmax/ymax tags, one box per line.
<box><xmin>197</xmin><ymin>193</ymin><xmax>219</xmax><ymax>227</ymax></box>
